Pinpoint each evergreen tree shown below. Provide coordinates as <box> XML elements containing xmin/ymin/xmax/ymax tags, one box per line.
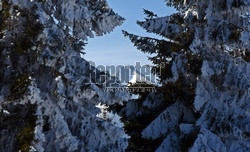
<box><xmin>118</xmin><ymin>0</ymin><xmax>250</xmax><ymax>151</ymax></box>
<box><xmin>0</xmin><ymin>0</ymin><xmax>129</xmax><ymax>151</ymax></box>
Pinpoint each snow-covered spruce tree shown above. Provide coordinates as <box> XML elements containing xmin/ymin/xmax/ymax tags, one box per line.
<box><xmin>117</xmin><ymin>0</ymin><xmax>250</xmax><ymax>151</ymax></box>
<box><xmin>0</xmin><ymin>0</ymin><xmax>130</xmax><ymax>151</ymax></box>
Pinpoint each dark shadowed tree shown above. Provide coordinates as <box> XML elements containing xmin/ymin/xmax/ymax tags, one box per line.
<box><xmin>116</xmin><ymin>0</ymin><xmax>250</xmax><ymax>151</ymax></box>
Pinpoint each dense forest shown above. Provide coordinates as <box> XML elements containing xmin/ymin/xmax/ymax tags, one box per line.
<box><xmin>0</xmin><ymin>0</ymin><xmax>249</xmax><ymax>152</ymax></box>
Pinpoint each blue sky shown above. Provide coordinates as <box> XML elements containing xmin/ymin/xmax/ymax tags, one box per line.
<box><xmin>84</xmin><ymin>0</ymin><xmax>175</xmax><ymax>66</ymax></box>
